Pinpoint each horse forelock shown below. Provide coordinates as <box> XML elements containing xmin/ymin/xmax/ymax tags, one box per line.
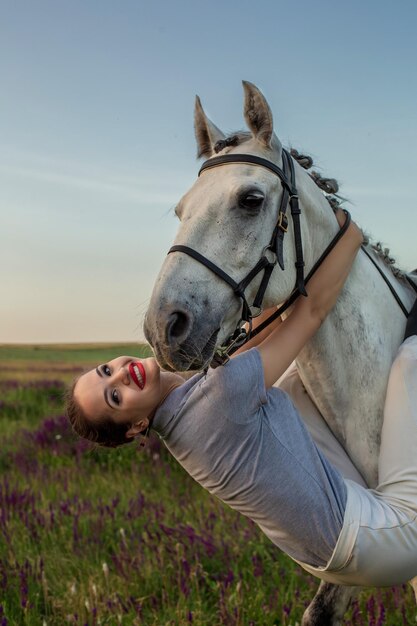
<box><xmin>212</xmin><ymin>130</ymin><xmax>282</xmax><ymax>156</ymax></box>
<box><xmin>212</xmin><ymin>131</ymin><xmax>252</xmax><ymax>154</ymax></box>
<box><xmin>213</xmin><ymin>135</ymin><xmax>240</xmax><ymax>153</ymax></box>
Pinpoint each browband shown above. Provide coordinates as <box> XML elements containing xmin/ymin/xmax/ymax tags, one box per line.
<box><xmin>199</xmin><ymin>153</ymin><xmax>296</xmax><ymax>195</ymax></box>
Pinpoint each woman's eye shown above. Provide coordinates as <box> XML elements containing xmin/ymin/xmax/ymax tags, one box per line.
<box><xmin>239</xmin><ymin>192</ymin><xmax>264</xmax><ymax>211</ymax></box>
<box><xmin>103</xmin><ymin>365</ymin><xmax>111</xmax><ymax>376</ymax></box>
<box><xmin>111</xmin><ymin>389</ymin><xmax>120</xmax><ymax>405</ymax></box>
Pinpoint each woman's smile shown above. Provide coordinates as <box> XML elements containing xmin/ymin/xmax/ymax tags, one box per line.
<box><xmin>129</xmin><ymin>361</ymin><xmax>146</xmax><ymax>390</ymax></box>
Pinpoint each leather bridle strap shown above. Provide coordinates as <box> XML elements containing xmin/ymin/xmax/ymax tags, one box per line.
<box><xmin>169</xmin><ymin>245</ymin><xmax>241</xmax><ymax>294</ymax></box>
<box><xmin>169</xmin><ymin>244</ymin><xmax>276</xmax><ymax>325</ymax></box>
<box><xmin>268</xmin><ymin>149</ymin><xmax>307</xmax><ymax>296</ymax></box>
<box><xmin>286</xmin><ymin>150</ymin><xmax>307</xmax><ymax>296</ymax></box>
<box><xmin>198</xmin><ymin>153</ymin><xmax>295</xmax><ymax>191</ymax></box>
<box><xmin>240</xmin><ymin>210</ymin><xmax>353</xmax><ymax>347</ymax></box>
<box><xmin>198</xmin><ymin>148</ymin><xmax>307</xmax><ymax>297</ymax></box>
<box><xmin>201</xmin><ymin>150</ymin><xmax>307</xmax><ymax>296</ymax></box>
<box><xmin>360</xmin><ymin>246</ymin><xmax>417</xmax><ymax>317</ymax></box>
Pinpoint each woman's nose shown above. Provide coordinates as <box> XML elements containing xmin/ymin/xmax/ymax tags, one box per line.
<box><xmin>115</xmin><ymin>367</ymin><xmax>130</xmax><ymax>385</ymax></box>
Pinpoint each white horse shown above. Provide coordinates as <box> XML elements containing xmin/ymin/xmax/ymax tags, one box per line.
<box><xmin>144</xmin><ymin>81</ymin><xmax>417</xmax><ymax>625</ymax></box>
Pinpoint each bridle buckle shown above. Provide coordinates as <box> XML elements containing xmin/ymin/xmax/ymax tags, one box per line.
<box><xmin>277</xmin><ymin>211</ymin><xmax>289</xmax><ymax>232</ymax></box>
<box><xmin>212</xmin><ymin>324</ymin><xmax>250</xmax><ymax>367</ymax></box>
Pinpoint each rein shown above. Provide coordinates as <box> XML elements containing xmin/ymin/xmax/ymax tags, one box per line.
<box><xmin>360</xmin><ymin>246</ymin><xmax>417</xmax><ymax>316</ymax></box>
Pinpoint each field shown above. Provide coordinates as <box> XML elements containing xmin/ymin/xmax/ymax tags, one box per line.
<box><xmin>0</xmin><ymin>344</ymin><xmax>415</xmax><ymax>625</ymax></box>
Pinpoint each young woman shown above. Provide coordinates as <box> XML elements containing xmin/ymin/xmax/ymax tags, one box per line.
<box><xmin>67</xmin><ymin>211</ymin><xmax>417</xmax><ymax>587</ymax></box>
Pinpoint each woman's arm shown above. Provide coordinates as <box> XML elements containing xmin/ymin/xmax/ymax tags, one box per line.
<box><xmin>258</xmin><ymin>212</ymin><xmax>363</xmax><ymax>388</ymax></box>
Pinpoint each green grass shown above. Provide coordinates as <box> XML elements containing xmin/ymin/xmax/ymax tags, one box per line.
<box><xmin>0</xmin><ymin>345</ymin><xmax>415</xmax><ymax>625</ymax></box>
<box><xmin>0</xmin><ymin>342</ymin><xmax>152</xmax><ymax>363</ymax></box>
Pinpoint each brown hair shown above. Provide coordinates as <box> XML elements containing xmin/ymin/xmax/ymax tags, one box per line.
<box><xmin>65</xmin><ymin>377</ymin><xmax>133</xmax><ymax>448</ymax></box>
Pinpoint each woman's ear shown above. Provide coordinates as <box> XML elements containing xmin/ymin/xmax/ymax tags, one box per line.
<box><xmin>126</xmin><ymin>418</ymin><xmax>150</xmax><ymax>439</ymax></box>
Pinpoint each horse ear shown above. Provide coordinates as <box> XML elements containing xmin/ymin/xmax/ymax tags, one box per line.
<box><xmin>242</xmin><ymin>81</ymin><xmax>273</xmax><ymax>147</ymax></box>
<box><xmin>194</xmin><ymin>95</ymin><xmax>225</xmax><ymax>159</ymax></box>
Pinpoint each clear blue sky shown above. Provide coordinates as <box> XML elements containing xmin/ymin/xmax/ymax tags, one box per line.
<box><xmin>1</xmin><ymin>0</ymin><xmax>416</xmax><ymax>343</ymax></box>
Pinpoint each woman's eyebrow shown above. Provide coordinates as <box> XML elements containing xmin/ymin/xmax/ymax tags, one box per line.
<box><xmin>95</xmin><ymin>367</ymin><xmax>103</xmax><ymax>378</ymax></box>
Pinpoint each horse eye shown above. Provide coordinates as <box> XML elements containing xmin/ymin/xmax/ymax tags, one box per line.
<box><xmin>239</xmin><ymin>192</ymin><xmax>264</xmax><ymax>211</ymax></box>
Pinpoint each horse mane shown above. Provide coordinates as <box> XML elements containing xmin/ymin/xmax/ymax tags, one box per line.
<box><xmin>288</xmin><ymin>148</ymin><xmax>407</xmax><ymax>280</ymax></box>
<box><xmin>215</xmin><ymin>133</ymin><xmax>406</xmax><ymax>279</ymax></box>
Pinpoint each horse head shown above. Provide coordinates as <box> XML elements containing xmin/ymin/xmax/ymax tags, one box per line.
<box><xmin>144</xmin><ymin>82</ymin><xmax>339</xmax><ymax>370</ymax></box>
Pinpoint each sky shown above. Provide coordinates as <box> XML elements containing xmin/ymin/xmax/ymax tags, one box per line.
<box><xmin>1</xmin><ymin>0</ymin><xmax>416</xmax><ymax>343</ymax></box>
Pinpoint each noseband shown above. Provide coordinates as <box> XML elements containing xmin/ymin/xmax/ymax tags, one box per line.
<box><xmin>168</xmin><ymin>149</ymin><xmax>352</xmax><ymax>367</ymax></box>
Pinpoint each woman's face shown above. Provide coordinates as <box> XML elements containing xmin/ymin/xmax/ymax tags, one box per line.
<box><xmin>74</xmin><ymin>355</ymin><xmax>161</xmax><ymax>427</ymax></box>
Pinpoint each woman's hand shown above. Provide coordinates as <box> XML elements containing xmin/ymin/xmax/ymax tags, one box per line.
<box><xmin>335</xmin><ymin>207</ymin><xmax>347</xmax><ymax>228</ymax></box>
<box><xmin>335</xmin><ymin>209</ymin><xmax>364</xmax><ymax>244</ymax></box>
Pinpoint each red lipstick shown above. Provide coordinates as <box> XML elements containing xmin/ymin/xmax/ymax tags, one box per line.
<box><xmin>129</xmin><ymin>361</ymin><xmax>146</xmax><ymax>390</ymax></box>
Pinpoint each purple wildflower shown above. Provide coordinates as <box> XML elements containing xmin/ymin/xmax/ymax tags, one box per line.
<box><xmin>366</xmin><ymin>595</ymin><xmax>376</xmax><ymax>626</ymax></box>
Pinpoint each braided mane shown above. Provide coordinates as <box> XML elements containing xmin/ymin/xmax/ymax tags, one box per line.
<box><xmin>288</xmin><ymin>148</ymin><xmax>406</xmax><ymax>279</ymax></box>
<box><xmin>213</xmin><ymin>133</ymin><xmax>405</xmax><ymax>279</ymax></box>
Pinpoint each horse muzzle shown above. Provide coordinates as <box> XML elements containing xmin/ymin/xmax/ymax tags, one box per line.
<box><xmin>144</xmin><ymin>305</ymin><xmax>219</xmax><ymax>371</ymax></box>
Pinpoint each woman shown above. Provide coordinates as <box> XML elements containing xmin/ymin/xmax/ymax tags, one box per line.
<box><xmin>67</xmin><ymin>210</ymin><xmax>417</xmax><ymax>586</ymax></box>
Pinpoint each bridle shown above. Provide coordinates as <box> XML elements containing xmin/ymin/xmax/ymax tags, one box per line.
<box><xmin>167</xmin><ymin>148</ymin><xmax>352</xmax><ymax>367</ymax></box>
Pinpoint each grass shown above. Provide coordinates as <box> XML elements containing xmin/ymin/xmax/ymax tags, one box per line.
<box><xmin>0</xmin><ymin>344</ymin><xmax>153</xmax><ymax>387</ymax></box>
<box><xmin>0</xmin><ymin>344</ymin><xmax>152</xmax><ymax>363</ymax></box>
<box><xmin>0</xmin><ymin>344</ymin><xmax>415</xmax><ymax>625</ymax></box>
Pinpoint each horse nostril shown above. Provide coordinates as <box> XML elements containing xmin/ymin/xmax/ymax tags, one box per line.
<box><xmin>166</xmin><ymin>310</ymin><xmax>191</xmax><ymax>345</ymax></box>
